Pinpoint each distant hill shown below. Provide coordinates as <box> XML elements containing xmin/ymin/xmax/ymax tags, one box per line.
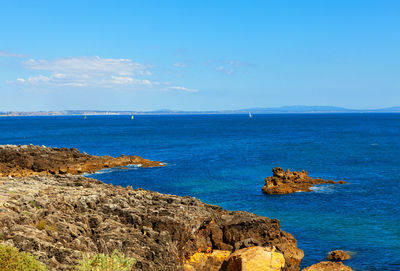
<box><xmin>241</xmin><ymin>106</ymin><xmax>354</xmax><ymax>113</ymax></box>
<box><xmin>1</xmin><ymin>106</ymin><xmax>400</xmax><ymax>116</ymax></box>
<box><xmin>374</xmin><ymin>106</ymin><xmax>400</xmax><ymax>112</ymax></box>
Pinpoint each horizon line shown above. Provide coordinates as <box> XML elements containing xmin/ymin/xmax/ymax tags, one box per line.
<box><xmin>1</xmin><ymin>105</ymin><xmax>400</xmax><ymax>116</ymax></box>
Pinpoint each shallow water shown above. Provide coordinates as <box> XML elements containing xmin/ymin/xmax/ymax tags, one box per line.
<box><xmin>1</xmin><ymin>114</ymin><xmax>399</xmax><ymax>270</ymax></box>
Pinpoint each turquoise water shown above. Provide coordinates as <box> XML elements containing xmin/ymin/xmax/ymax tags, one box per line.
<box><xmin>1</xmin><ymin>114</ymin><xmax>399</xmax><ymax>270</ymax></box>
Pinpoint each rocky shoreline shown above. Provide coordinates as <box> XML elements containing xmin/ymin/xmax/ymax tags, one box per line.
<box><xmin>0</xmin><ymin>144</ymin><xmax>164</xmax><ymax>177</ymax></box>
<box><xmin>0</xmin><ymin>174</ymin><xmax>304</xmax><ymax>270</ymax></box>
<box><xmin>0</xmin><ymin>145</ymin><xmax>352</xmax><ymax>270</ymax></box>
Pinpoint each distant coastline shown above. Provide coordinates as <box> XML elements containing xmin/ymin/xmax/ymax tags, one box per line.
<box><xmin>1</xmin><ymin>106</ymin><xmax>400</xmax><ymax>117</ymax></box>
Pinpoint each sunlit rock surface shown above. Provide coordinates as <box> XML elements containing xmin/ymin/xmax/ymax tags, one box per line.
<box><xmin>262</xmin><ymin>167</ymin><xmax>346</xmax><ymax>194</ymax></box>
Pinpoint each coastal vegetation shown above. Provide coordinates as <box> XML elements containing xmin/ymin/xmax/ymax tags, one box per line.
<box><xmin>0</xmin><ymin>244</ymin><xmax>135</xmax><ymax>271</ymax></box>
<box><xmin>76</xmin><ymin>250</ymin><xmax>135</xmax><ymax>271</ymax></box>
<box><xmin>0</xmin><ymin>244</ymin><xmax>48</xmax><ymax>271</ymax></box>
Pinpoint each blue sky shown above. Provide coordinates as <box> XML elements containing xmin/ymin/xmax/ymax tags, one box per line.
<box><xmin>0</xmin><ymin>0</ymin><xmax>399</xmax><ymax>111</ymax></box>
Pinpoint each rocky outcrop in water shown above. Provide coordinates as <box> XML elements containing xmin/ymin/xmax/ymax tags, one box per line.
<box><xmin>326</xmin><ymin>250</ymin><xmax>351</xmax><ymax>261</ymax></box>
<box><xmin>262</xmin><ymin>167</ymin><xmax>346</xmax><ymax>194</ymax></box>
<box><xmin>302</xmin><ymin>261</ymin><xmax>353</xmax><ymax>271</ymax></box>
<box><xmin>0</xmin><ymin>144</ymin><xmax>164</xmax><ymax>177</ymax></box>
<box><xmin>0</xmin><ymin>174</ymin><xmax>304</xmax><ymax>270</ymax></box>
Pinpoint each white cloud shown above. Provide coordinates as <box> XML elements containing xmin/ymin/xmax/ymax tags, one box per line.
<box><xmin>27</xmin><ymin>74</ymin><xmax>51</xmax><ymax>83</ymax></box>
<box><xmin>168</xmin><ymin>86</ymin><xmax>198</xmax><ymax>93</ymax></box>
<box><xmin>206</xmin><ymin>59</ymin><xmax>250</xmax><ymax>75</ymax></box>
<box><xmin>23</xmin><ymin>56</ymin><xmax>147</xmax><ymax>74</ymax></box>
<box><xmin>173</xmin><ymin>63</ymin><xmax>187</xmax><ymax>68</ymax></box>
<box><xmin>217</xmin><ymin>65</ymin><xmax>234</xmax><ymax>75</ymax></box>
<box><xmin>0</xmin><ymin>51</ymin><xmax>26</xmax><ymax>58</ymax></box>
<box><xmin>17</xmin><ymin>72</ymin><xmax>142</xmax><ymax>88</ymax></box>
<box><xmin>13</xmin><ymin>56</ymin><xmax>198</xmax><ymax>92</ymax></box>
<box><xmin>16</xmin><ymin>56</ymin><xmax>152</xmax><ymax>88</ymax></box>
<box><xmin>53</xmin><ymin>73</ymin><xmax>67</xmax><ymax>79</ymax></box>
<box><xmin>226</xmin><ymin>60</ymin><xmax>245</xmax><ymax>66</ymax></box>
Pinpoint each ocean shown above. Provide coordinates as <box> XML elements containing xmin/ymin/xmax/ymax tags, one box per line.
<box><xmin>1</xmin><ymin>113</ymin><xmax>399</xmax><ymax>270</ymax></box>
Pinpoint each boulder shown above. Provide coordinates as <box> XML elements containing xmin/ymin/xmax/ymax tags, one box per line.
<box><xmin>302</xmin><ymin>261</ymin><xmax>353</xmax><ymax>271</ymax></box>
<box><xmin>220</xmin><ymin>246</ymin><xmax>285</xmax><ymax>271</ymax></box>
<box><xmin>327</xmin><ymin>250</ymin><xmax>351</xmax><ymax>261</ymax></box>
<box><xmin>184</xmin><ymin>250</ymin><xmax>231</xmax><ymax>271</ymax></box>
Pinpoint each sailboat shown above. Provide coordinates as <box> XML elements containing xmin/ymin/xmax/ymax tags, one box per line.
<box><xmin>248</xmin><ymin>112</ymin><xmax>252</xmax><ymax>118</ymax></box>
<box><xmin>131</xmin><ymin>115</ymin><xmax>134</xmax><ymax>120</ymax></box>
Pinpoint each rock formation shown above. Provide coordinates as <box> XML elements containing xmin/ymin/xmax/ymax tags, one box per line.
<box><xmin>326</xmin><ymin>250</ymin><xmax>351</xmax><ymax>261</ymax></box>
<box><xmin>302</xmin><ymin>261</ymin><xmax>353</xmax><ymax>271</ymax></box>
<box><xmin>0</xmin><ymin>144</ymin><xmax>164</xmax><ymax>177</ymax></box>
<box><xmin>0</xmin><ymin>174</ymin><xmax>304</xmax><ymax>270</ymax></box>
<box><xmin>184</xmin><ymin>250</ymin><xmax>231</xmax><ymax>270</ymax></box>
<box><xmin>220</xmin><ymin>246</ymin><xmax>285</xmax><ymax>271</ymax></box>
<box><xmin>262</xmin><ymin>167</ymin><xmax>346</xmax><ymax>194</ymax></box>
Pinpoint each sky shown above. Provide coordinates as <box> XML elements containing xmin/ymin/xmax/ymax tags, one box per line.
<box><xmin>0</xmin><ymin>0</ymin><xmax>399</xmax><ymax>111</ymax></box>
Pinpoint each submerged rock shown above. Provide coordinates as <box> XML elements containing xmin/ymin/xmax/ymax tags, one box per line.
<box><xmin>0</xmin><ymin>144</ymin><xmax>164</xmax><ymax>177</ymax></box>
<box><xmin>0</xmin><ymin>174</ymin><xmax>304</xmax><ymax>270</ymax></box>
<box><xmin>262</xmin><ymin>167</ymin><xmax>346</xmax><ymax>194</ymax></box>
<box><xmin>327</xmin><ymin>250</ymin><xmax>351</xmax><ymax>261</ymax></box>
<box><xmin>302</xmin><ymin>261</ymin><xmax>353</xmax><ymax>271</ymax></box>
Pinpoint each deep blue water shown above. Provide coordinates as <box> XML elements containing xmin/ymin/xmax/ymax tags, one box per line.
<box><xmin>1</xmin><ymin>114</ymin><xmax>399</xmax><ymax>270</ymax></box>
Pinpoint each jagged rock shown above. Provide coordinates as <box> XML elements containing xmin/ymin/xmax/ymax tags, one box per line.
<box><xmin>183</xmin><ymin>250</ymin><xmax>231</xmax><ymax>271</ymax></box>
<box><xmin>302</xmin><ymin>261</ymin><xmax>353</xmax><ymax>271</ymax></box>
<box><xmin>0</xmin><ymin>174</ymin><xmax>304</xmax><ymax>271</ymax></box>
<box><xmin>0</xmin><ymin>144</ymin><xmax>164</xmax><ymax>177</ymax></box>
<box><xmin>327</xmin><ymin>250</ymin><xmax>351</xmax><ymax>261</ymax></box>
<box><xmin>220</xmin><ymin>246</ymin><xmax>285</xmax><ymax>271</ymax></box>
<box><xmin>262</xmin><ymin>167</ymin><xmax>346</xmax><ymax>194</ymax></box>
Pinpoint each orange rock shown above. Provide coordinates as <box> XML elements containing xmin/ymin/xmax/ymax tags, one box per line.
<box><xmin>302</xmin><ymin>261</ymin><xmax>353</xmax><ymax>271</ymax></box>
<box><xmin>262</xmin><ymin>167</ymin><xmax>346</xmax><ymax>195</ymax></box>
<box><xmin>220</xmin><ymin>246</ymin><xmax>285</xmax><ymax>271</ymax></box>
<box><xmin>184</xmin><ymin>250</ymin><xmax>231</xmax><ymax>271</ymax></box>
<box><xmin>327</xmin><ymin>250</ymin><xmax>351</xmax><ymax>261</ymax></box>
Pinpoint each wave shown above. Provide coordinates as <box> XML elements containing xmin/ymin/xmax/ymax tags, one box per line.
<box><xmin>83</xmin><ymin>168</ymin><xmax>116</xmax><ymax>176</ymax></box>
<box><xmin>310</xmin><ymin>185</ymin><xmax>335</xmax><ymax>194</ymax></box>
<box><xmin>83</xmin><ymin>164</ymin><xmax>144</xmax><ymax>176</ymax></box>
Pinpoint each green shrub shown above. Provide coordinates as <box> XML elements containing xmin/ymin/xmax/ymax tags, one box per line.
<box><xmin>32</xmin><ymin>220</ymin><xmax>56</xmax><ymax>231</ymax></box>
<box><xmin>0</xmin><ymin>244</ymin><xmax>48</xmax><ymax>271</ymax></box>
<box><xmin>76</xmin><ymin>249</ymin><xmax>135</xmax><ymax>271</ymax></box>
<box><xmin>35</xmin><ymin>219</ymin><xmax>47</xmax><ymax>230</ymax></box>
